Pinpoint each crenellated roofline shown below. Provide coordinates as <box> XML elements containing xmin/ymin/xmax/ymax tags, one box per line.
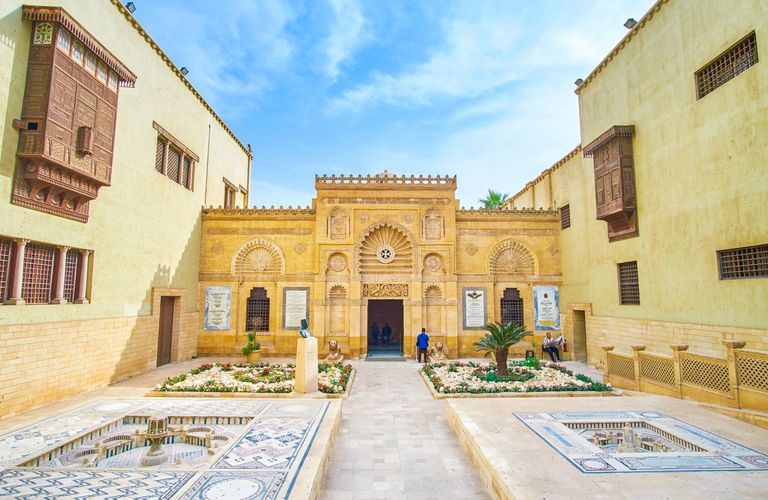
<box><xmin>315</xmin><ymin>173</ymin><xmax>456</xmax><ymax>190</ymax></box>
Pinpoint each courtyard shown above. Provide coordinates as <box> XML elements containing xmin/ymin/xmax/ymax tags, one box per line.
<box><xmin>0</xmin><ymin>356</ymin><xmax>766</xmax><ymax>499</ymax></box>
<box><xmin>1</xmin><ymin>0</ymin><xmax>766</xmax><ymax>498</ymax></box>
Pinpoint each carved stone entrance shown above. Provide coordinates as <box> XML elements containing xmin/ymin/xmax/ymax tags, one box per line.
<box><xmin>367</xmin><ymin>300</ymin><xmax>404</xmax><ymax>358</ymax></box>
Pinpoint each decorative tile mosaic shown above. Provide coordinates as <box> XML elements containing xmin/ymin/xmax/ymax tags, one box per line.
<box><xmin>0</xmin><ymin>470</ymin><xmax>193</xmax><ymax>499</ymax></box>
<box><xmin>216</xmin><ymin>417</ymin><xmax>313</xmax><ymax>469</ymax></box>
<box><xmin>0</xmin><ymin>399</ymin><xmax>269</xmax><ymax>468</ymax></box>
<box><xmin>0</xmin><ymin>399</ymin><xmax>331</xmax><ymax>499</ymax></box>
<box><xmin>515</xmin><ymin>411</ymin><xmax>768</xmax><ymax>473</ymax></box>
<box><xmin>179</xmin><ymin>471</ymin><xmax>286</xmax><ymax>500</ymax></box>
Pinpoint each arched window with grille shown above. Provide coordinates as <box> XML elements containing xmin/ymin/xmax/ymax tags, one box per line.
<box><xmin>245</xmin><ymin>287</ymin><xmax>270</xmax><ymax>332</ymax></box>
<box><xmin>500</xmin><ymin>288</ymin><xmax>524</xmax><ymax>326</ymax></box>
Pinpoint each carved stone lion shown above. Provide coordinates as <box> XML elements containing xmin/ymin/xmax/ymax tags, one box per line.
<box><xmin>429</xmin><ymin>342</ymin><xmax>448</xmax><ymax>362</ymax></box>
<box><xmin>325</xmin><ymin>339</ymin><xmax>344</xmax><ymax>365</ymax></box>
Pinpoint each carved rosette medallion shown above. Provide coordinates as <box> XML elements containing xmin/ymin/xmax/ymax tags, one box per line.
<box><xmin>424</xmin><ymin>254</ymin><xmax>442</xmax><ymax>272</ymax></box>
<box><xmin>329</xmin><ymin>254</ymin><xmax>347</xmax><ymax>272</ymax></box>
<box><xmin>362</xmin><ymin>283</ymin><xmax>409</xmax><ymax>298</ymax></box>
<box><xmin>377</xmin><ymin>245</ymin><xmax>396</xmax><ymax>264</ymax></box>
<box><xmin>465</xmin><ymin>243</ymin><xmax>479</xmax><ymax>256</ymax></box>
<box><xmin>294</xmin><ymin>243</ymin><xmax>306</xmax><ymax>255</ymax></box>
<box><xmin>404</xmin><ymin>214</ymin><xmax>414</xmax><ymax>224</ymax></box>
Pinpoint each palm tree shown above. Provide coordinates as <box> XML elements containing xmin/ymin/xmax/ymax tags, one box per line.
<box><xmin>474</xmin><ymin>322</ymin><xmax>532</xmax><ymax>376</ymax></box>
<box><xmin>478</xmin><ymin>190</ymin><xmax>510</xmax><ymax>209</ymax></box>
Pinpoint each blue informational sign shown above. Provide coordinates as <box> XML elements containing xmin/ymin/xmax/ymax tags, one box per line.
<box><xmin>204</xmin><ymin>286</ymin><xmax>231</xmax><ymax>330</ymax></box>
<box><xmin>534</xmin><ymin>286</ymin><xmax>560</xmax><ymax>330</ymax></box>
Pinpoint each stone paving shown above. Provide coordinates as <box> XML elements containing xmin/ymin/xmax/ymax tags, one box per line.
<box><xmin>319</xmin><ymin>360</ymin><xmax>490</xmax><ymax>500</ymax></box>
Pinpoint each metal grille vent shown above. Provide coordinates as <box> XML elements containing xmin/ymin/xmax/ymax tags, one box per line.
<box><xmin>718</xmin><ymin>244</ymin><xmax>768</xmax><ymax>279</ymax></box>
<box><xmin>696</xmin><ymin>32</ymin><xmax>758</xmax><ymax>99</ymax></box>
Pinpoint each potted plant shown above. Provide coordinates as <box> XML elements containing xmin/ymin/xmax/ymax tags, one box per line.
<box><xmin>242</xmin><ymin>332</ymin><xmax>261</xmax><ymax>364</ymax></box>
<box><xmin>474</xmin><ymin>321</ymin><xmax>532</xmax><ymax>376</ymax></box>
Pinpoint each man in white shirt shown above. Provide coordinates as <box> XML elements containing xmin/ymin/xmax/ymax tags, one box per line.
<box><xmin>542</xmin><ymin>332</ymin><xmax>563</xmax><ymax>362</ymax></box>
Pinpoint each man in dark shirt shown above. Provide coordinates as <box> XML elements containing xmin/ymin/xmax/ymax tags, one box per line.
<box><xmin>381</xmin><ymin>322</ymin><xmax>392</xmax><ymax>344</ymax></box>
<box><xmin>416</xmin><ymin>328</ymin><xmax>429</xmax><ymax>363</ymax></box>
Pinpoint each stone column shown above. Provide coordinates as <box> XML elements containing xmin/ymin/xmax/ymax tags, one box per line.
<box><xmin>723</xmin><ymin>340</ymin><xmax>746</xmax><ymax>407</ymax></box>
<box><xmin>630</xmin><ymin>345</ymin><xmax>646</xmax><ymax>391</ymax></box>
<box><xmin>51</xmin><ymin>246</ymin><xmax>70</xmax><ymax>304</ymax></box>
<box><xmin>5</xmin><ymin>239</ymin><xmax>29</xmax><ymax>305</ymax></box>
<box><xmin>75</xmin><ymin>250</ymin><xmax>90</xmax><ymax>304</ymax></box>
<box><xmin>600</xmin><ymin>345</ymin><xmax>614</xmax><ymax>383</ymax></box>
<box><xmin>670</xmin><ymin>344</ymin><xmax>689</xmax><ymax>399</ymax></box>
<box><xmin>295</xmin><ymin>336</ymin><xmax>318</xmax><ymax>394</ymax></box>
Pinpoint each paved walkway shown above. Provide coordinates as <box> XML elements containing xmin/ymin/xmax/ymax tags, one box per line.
<box><xmin>319</xmin><ymin>360</ymin><xmax>490</xmax><ymax>500</ymax></box>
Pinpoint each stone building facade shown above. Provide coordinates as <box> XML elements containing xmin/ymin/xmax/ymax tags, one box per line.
<box><xmin>199</xmin><ymin>173</ymin><xmax>561</xmax><ymax>359</ymax></box>
<box><xmin>507</xmin><ymin>0</ymin><xmax>767</xmax><ymax>366</ymax></box>
<box><xmin>0</xmin><ymin>1</ymin><xmax>250</xmax><ymax>418</ymax></box>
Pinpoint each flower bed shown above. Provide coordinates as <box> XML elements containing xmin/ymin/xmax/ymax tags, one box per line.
<box><xmin>156</xmin><ymin>362</ymin><xmax>353</xmax><ymax>394</ymax></box>
<box><xmin>423</xmin><ymin>361</ymin><xmax>612</xmax><ymax>395</ymax></box>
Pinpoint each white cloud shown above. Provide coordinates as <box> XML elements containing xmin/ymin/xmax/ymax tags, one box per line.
<box><xmin>138</xmin><ymin>0</ymin><xmax>300</xmax><ymax>116</ymax></box>
<box><xmin>324</xmin><ymin>0</ymin><xmax>370</xmax><ymax>80</ymax></box>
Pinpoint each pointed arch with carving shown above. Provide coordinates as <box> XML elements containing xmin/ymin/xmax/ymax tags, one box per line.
<box><xmin>488</xmin><ymin>239</ymin><xmax>536</xmax><ymax>275</ymax></box>
<box><xmin>232</xmin><ymin>238</ymin><xmax>286</xmax><ymax>274</ymax></box>
<box><xmin>356</xmin><ymin>219</ymin><xmax>416</xmax><ymax>274</ymax></box>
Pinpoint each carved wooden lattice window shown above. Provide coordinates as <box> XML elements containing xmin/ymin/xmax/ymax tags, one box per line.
<box><xmin>152</xmin><ymin>123</ymin><xmax>196</xmax><ymax>191</ymax></box>
<box><xmin>696</xmin><ymin>32</ymin><xmax>758</xmax><ymax>99</ymax></box>
<box><xmin>167</xmin><ymin>147</ymin><xmax>181</xmax><ymax>183</ymax></box>
<box><xmin>155</xmin><ymin>138</ymin><xmax>165</xmax><ymax>173</ymax></box>
<box><xmin>224</xmin><ymin>182</ymin><xmax>237</xmax><ymax>209</ymax></box>
<box><xmin>500</xmin><ymin>288</ymin><xmax>524</xmax><ymax>325</ymax></box>
<box><xmin>718</xmin><ymin>244</ymin><xmax>768</xmax><ymax>279</ymax></box>
<box><xmin>63</xmin><ymin>249</ymin><xmax>81</xmax><ymax>303</ymax></box>
<box><xmin>21</xmin><ymin>243</ymin><xmax>55</xmax><ymax>304</ymax></box>
<box><xmin>560</xmin><ymin>204</ymin><xmax>571</xmax><ymax>230</ymax></box>
<box><xmin>0</xmin><ymin>238</ymin><xmax>11</xmax><ymax>302</ymax></box>
<box><xmin>618</xmin><ymin>261</ymin><xmax>640</xmax><ymax>305</ymax></box>
<box><xmin>245</xmin><ymin>287</ymin><xmax>270</xmax><ymax>332</ymax></box>
<box><xmin>182</xmin><ymin>157</ymin><xmax>192</xmax><ymax>189</ymax></box>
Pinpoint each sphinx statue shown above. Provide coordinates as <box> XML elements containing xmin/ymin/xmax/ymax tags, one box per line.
<box><xmin>325</xmin><ymin>339</ymin><xmax>344</xmax><ymax>365</ymax></box>
<box><xmin>429</xmin><ymin>342</ymin><xmax>448</xmax><ymax>362</ymax></box>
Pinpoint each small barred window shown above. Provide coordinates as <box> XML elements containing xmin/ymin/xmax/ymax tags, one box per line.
<box><xmin>618</xmin><ymin>261</ymin><xmax>640</xmax><ymax>305</ymax></box>
<box><xmin>718</xmin><ymin>244</ymin><xmax>768</xmax><ymax>279</ymax></box>
<box><xmin>21</xmin><ymin>244</ymin><xmax>55</xmax><ymax>304</ymax></box>
<box><xmin>696</xmin><ymin>32</ymin><xmax>758</xmax><ymax>99</ymax></box>
<box><xmin>560</xmin><ymin>204</ymin><xmax>571</xmax><ymax>230</ymax></box>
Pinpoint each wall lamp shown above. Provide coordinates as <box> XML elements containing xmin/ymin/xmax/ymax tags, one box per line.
<box><xmin>574</xmin><ymin>78</ymin><xmax>584</xmax><ymax>86</ymax></box>
<box><xmin>126</xmin><ymin>2</ymin><xmax>136</xmax><ymax>14</ymax></box>
<box><xmin>180</xmin><ymin>67</ymin><xmax>189</xmax><ymax>75</ymax></box>
<box><xmin>624</xmin><ymin>18</ymin><xmax>637</xmax><ymax>29</ymax></box>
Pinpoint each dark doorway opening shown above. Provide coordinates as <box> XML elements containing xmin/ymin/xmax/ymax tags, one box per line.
<box><xmin>573</xmin><ymin>310</ymin><xmax>587</xmax><ymax>362</ymax></box>
<box><xmin>157</xmin><ymin>296</ymin><xmax>175</xmax><ymax>367</ymax></box>
<box><xmin>367</xmin><ymin>299</ymin><xmax>403</xmax><ymax>359</ymax></box>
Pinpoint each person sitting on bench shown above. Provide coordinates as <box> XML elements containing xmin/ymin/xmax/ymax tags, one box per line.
<box><xmin>543</xmin><ymin>332</ymin><xmax>563</xmax><ymax>362</ymax></box>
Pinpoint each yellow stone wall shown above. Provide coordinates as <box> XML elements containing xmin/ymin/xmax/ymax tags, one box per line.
<box><xmin>508</xmin><ymin>0</ymin><xmax>768</xmax><ymax>366</ymax></box>
<box><xmin>0</xmin><ymin>1</ymin><xmax>249</xmax><ymax>417</ymax></box>
<box><xmin>199</xmin><ymin>176</ymin><xmax>561</xmax><ymax>359</ymax></box>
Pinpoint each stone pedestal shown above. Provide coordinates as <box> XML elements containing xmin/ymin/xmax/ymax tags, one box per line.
<box><xmin>295</xmin><ymin>337</ymin><xmax>318</xmax><ymax>394</ymax></box>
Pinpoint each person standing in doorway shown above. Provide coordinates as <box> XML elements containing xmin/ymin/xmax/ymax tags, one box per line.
<box><xmin>416</xmin><ymin>328</ymin><xmax>430</xmax><ymax>363</ymax></box>
<box><xmin>381</xmin><ymin>322</ymin><xmax>392</xmax><ymax>344</ymax></box>
<box><xmin>370</xmin><ymin>322</ymin><xmax>380</xmax><ymax>344</ymax></box>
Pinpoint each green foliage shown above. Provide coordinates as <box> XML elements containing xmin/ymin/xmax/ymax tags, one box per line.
<box><xmin>474</xmin><ymin>322</ymin><xmax>531</xmax><ymax>356</ymax></box>
<box><xmin>474</xmin><ymin>322</ymin><xmax>532</xmax><ymax>376</ymax></box>
<box><xmin>242</xmin><ymin>332</ymin><xmax>261</xmax><ymax>355</ymax></box>
<box><xmin>478</xmin><ymin>189</ymin><xmax>510</xmax><ymax>209</ymax></box>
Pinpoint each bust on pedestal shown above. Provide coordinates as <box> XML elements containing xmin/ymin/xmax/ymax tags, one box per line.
<box><xmin>295</xmin><ymin>319</ymin><xmax>318</xmax><ymax>394</ymax></box>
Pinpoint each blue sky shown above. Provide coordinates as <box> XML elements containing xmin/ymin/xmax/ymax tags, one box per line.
<box><xmin>132</xmin><ymin>0</ymin><xmax>656</xmax><ymax>208</ymax></box>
